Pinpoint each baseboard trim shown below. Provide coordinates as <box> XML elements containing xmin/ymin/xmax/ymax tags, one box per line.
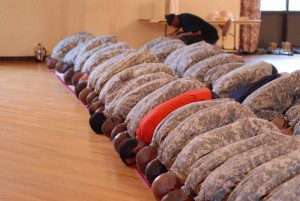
<box><xmin>0</xmin><ymin>56</ymin><xmax>37</xmax><ymax>61</ymax></box>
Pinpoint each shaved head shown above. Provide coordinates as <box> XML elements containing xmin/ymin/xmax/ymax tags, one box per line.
<box><xmin>89</xmin><ymin>112</ymin><xmax>107</xmax><ymax>134</ymax></box>
<box><xmin>118</xmin><ymin>138</ymin><xmax>138</xmax><ymax>166</ymax></box>
<box><xmin>145</xmin><ymin>158</ymin><xmax>167</xmax><ymax>184</ymax></box>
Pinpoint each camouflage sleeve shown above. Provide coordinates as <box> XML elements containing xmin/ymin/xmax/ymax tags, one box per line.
<box><xmin>208</xmin><ymin>63</ymin><xmax>245</xmax><ymax>84</ymax></box>
<box><xmin>183</xmin><ymin>132</ymin><xmax>287</xmax><ymax>197</ymax></box>
<box><xmin>213</xmin><ymin>68</ymin><xmax>271</xmax><ymax>98</ymax></box>
<box><xmin>51</xmin><ymin>32</ymin><xmax>93</xmax><ymax>60</ymax></box>
<box><xmin>165</xmin><ymin>41</ymin><xmax>212</xmax><ymax>72</ymax></box>
<box><xmin>73</xmin><ymin>42</ymin><xmax>114</xmax><ymax>72</ymax></box>
<box><xmin>183</xmin><ymin>54</ymin><xmax>245</xmax><ymax>82</ymax></box>
<box><xmin>171</xmin><ymin>118</ymin><xmax>281</xmax><ymax>183</ymax></box>
<box><xmin>176</xmin><ymin>45</ymin><xmax>223</xmax><ymax>77</ymax></box>
<box><xmin>76</xmin><ymin>35</ymin><xmax>117</xmax><ymax>58</ymax></box>
<box><xmin>110</xmin><ymin>77</ymin><xmax>177</xmax><ymax>120</ymax></box>
<box><xmin>151</xmin><ymin>99</ymin><xmax>232</xmax><ymax>147</ymax></box>
<box><xmin>227</xmin><ymin>148</ymin><xmax>300</xmax><ymax>201</ymax></box>
<box><xmin>243</xmin><ymin>70</ymin><xmax>300</xmax><ymax>121</ymax></box>
<box><xmin>98</xmin><ymin>63</ymin><xmax>175</xmax><ymax>103</ymax></box>
<box><xmin>198</xmin><ymin>138</ymin><xmax>300</xmax><ymax>201</ymax></box>
<box><xmin>139</xmin><ymin>36</ymin><xmax>170</xmax><ymax>51</ymax></box>
<box><xmin>94</xmin><ymin>49</ymin><xmax>159</xmax><ymax>93</ymax></box>
<box><xmin>263</xmin><ymin>174</ymin><xmax>300</xmax><ymax>201</ymax></box>
<box><xmin>294</xmin><ymin>121</ymin><xmax>300</xmax><ymax>135</ymax></box>
<box><xmin>150</xmin><ymin>39</ymin><xmax>185</xmax><ymax>63</ymax></box>
<box><xmin>87</xmin><ymin>52</ymin><xmax>133</xmax><ymax>88</ymax></box>
<box><xmin>285</xmin><ymin>104</ymin><xmax>300</xmax><ymax>128</ymax></box>
<box><xmin>158</xmin><ymin>102</ymin><xmax>256</xmax><ymax>169</ymax></box>
<box><xmin>126</xmin><ymin>79</ymin><xmax>204</xmax><ymax>137</ymax></box>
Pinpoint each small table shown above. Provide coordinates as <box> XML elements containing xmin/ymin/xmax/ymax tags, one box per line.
<box><xmin>139</xmin><ymin>18</ymin><xmax>262</xmax><ymax>52</ymax></box>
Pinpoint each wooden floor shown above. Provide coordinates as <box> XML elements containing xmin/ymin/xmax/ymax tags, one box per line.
<box><xmin>0</xmin><ymin>62</ymin><xmax>154</xmax><ymax>201</ymax></box>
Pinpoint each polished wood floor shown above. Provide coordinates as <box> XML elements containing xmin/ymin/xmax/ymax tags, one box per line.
<box><xmin>0</xmin><ymin>62</ymin><xmax>154</xmax><ymax>201</ymax></box>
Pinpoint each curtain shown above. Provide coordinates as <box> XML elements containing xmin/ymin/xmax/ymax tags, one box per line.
<box><xmin>240</xmin><ymin>0</ymin><xmax>261</xmax><ymax>53</ymax></box>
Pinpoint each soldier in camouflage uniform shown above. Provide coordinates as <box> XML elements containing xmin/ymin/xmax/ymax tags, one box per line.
<box><xmin>227</xmin><ymin>148</ymin><xmax>300</xmax><ymax>201</ymax></box>
<box><xmin>150</xmin><ymin>39</ymin><xmax>185</xmax><ymax>63</ymax></box>
<box><xmin>46</xmin><ymin>32</ymin><xmax>93</xmax><ymax>69</ymax></box>
<box><xmin>151</xmin><ymin>118</ymin><xmax>282</xmax><ymax>200</ymax></box>
<box><xmin>204</xmin><ymin>63</ymin><xmax>244</xmax><ymax>84</ymax></box>
<box><xmin>212</xmin><ymin>61</ymin><xmax>276</xmax><ymax>98</ymax></box>
<box><xmin>243</xmin><ymin>70</ymin><xmax>300</xmax><ymax>129</ymax></box>
<box><xmin>145</xmin><ymin>102</ymin><xmax>256</xmax><ymax>184</ymax></box>
<box><xmin>196</xmin><ymin>136</ymin><xmax>299</xmax><ymax>201</ymax></box>
<box><xmin>183</xmin><ymin>53</ymin><xmax>245</xmax><ymax>82</ymax></box>
<box><xmin>139</xmin><ymin>36</ymin><xmax>170</xmax><ymax>51</ymax></box>
<box><xmin>136</xmin><ymin>99</ymin><xmax>232</xmax><ymax>173</ymax></box>
<box><xmin>263</xmin><ymin>174</ymin><xmax>300</xmax><ymax>201</ymax></box>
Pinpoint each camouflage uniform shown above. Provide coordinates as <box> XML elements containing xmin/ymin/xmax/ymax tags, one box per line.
<box><xmin>183</xmin><ymin>54</ymin><xmax>245</xmax><ymax>82</ymax></box>
<box><xmin>94</xmin><ymin>49</ymin><xmax>158</xmax><ymax>93</ymax></box>
<box><xmin>182</xmin><ymin>132</ymin><xmax>288</xmax><ymax>197</ymax></box>
<box><xmin>213</xmin><ymin>67</ymin><xmax>273</xmax><ymax>98</ymax></box>
<box><xmin>158</xmin><ymin>101</ymin><xmax>256</xmax><ymax>169</ymax></box>
<box><xmin>98</xmin><ymin>63</ymin><xmax>175</xmax><ymax>103</ymax></box>
<box><xmin>73</xmin><ymin>42</ymin><xmax>114</xmax><ymax>72</ymax></box>
<box><xmin>227</xmin><ymin>148</ymin><xmax>300</xmax><ymax>201</ymax></box>
<box><xmin>164</xmin><ymin>46</ymin><xmax>187</xmax><ymax>68</ymax></box>
<box><xmin>150</xmin><ymin>39</ymin><xmax>185</xmax><ymax>63</ymax></box>
<box><xmin>166</xmin><ymin>41</ymin><xmax>214</xmax><ymax>72</ymax></box>
<box><xmin>204</xmin><ymin>63</ymin><xmax>244</xmax><ymax>84</ymax></box>
<box><xmin>263</xmin><ymin>174</ymin><xmax>300</xmax><ymax>201</ymax></box>
<box><xmin>243</xmin><ymin>70</ymin><xmax>300</xmax><ymax>121</ymax></box>
<box><xmin>285</xmin><ymin>104</ymin><xmax>300</xmax><ymax>135</ymax></box>
<box><xmin>171</xmin><ymin>118</ymin><xmax>281</xmax><ymax>183</ymax></box>
<box><xmin>63</xmin><ymin>42</ymin><xmax>88</xmax><ymax>65</ymax></box>
<box><xmin>176</xmin><ymin>45</ymin><xmax>223</xmax><ymax>77</ymax></box>
<box><xmin>109</xmin><ymin>77</ymin><xmax>178</xmax><ymax>120</ymax></box>
<box><xmin>88</xmin><ymin>52</ymin><xmax>133</xmax><ymax>88</ymax></box>
<box><xmin>151</xmin><ymin>99</ymin><xmax>232</xmax><ymax>148</ymax></box>
<box><xmin>198</xmin><ymin>138</ymin><xmax>300</xmax><ymax>201</ymax></box>
<box><xmin>126</xmin><ymin>79</ymin><xmax>204</xmax><ymax>137</ymax></box>
<box><xmin>139</xmin><ymin>37</ymin><xmax>170</xmax><ymax>51</ymax></box>
<box><xmin>51</xmin><ymin>32</ymin><xmax>93</xmax><ymax>60</ymax></box>
<box><xmin>103</xmin><ymin>73</ymin><xmax>176</xmax><ymax>117</ymax></box>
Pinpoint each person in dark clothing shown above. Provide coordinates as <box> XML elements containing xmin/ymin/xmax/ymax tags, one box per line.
<box><xmin>165</xmin><ymin>13</ymin><xmax>219</xmax><ymax>45</ymax></box>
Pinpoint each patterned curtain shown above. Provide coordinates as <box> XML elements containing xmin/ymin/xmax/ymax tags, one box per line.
<box><xmin>240</xmin><ymin>0</ymin><xmax>261</xmax><ymax>53</ymax></box>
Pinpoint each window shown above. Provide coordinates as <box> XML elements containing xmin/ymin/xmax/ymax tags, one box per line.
<box><xmin>289</xmin><ymin>0</ymin><xmax>300</xmax><ymax>11</ymax></box>
<box><xmin>261</xmin><ymin>0</ymin><xmax>287</xmax><ymax>11</ymax></box>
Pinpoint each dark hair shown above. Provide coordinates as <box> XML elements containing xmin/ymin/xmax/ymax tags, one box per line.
<box><xmin>165</xmin><ymin>14</ymin><xmax>176</xmax><ymax>25</ymax></box>
<box><xmin>89</xmin><ymin>112</ymin><xmax>107</xmax><ymax>134</ymax></box>
<box><xmin>118</xmin><ymin>138</ymin><xmax>138</xmax><ymax>166</ymax></box>
<box><xmin>145</xmin><ymin>159</ymin><xmax>167</xmax><ymax>184</ymax></box>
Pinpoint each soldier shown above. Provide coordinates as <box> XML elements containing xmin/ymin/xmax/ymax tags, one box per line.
<box><xmin>243</xmin><ymin>70</ymin><xmax>300</xmax><ymax>129</ymax></box>
<box><xmin>145</xmin><ymin>102</ymin><xmax>256</xmax><ymax>184</ymax></box>
<box><xmin>46</xmin><ymin>32</ymin><xmax>93</xmax><ymax>69</ymax></box>
<box><xmin>151</xmin><ymin>119</ymin><xmax>281</xmax><ymax>200</ymax></box>
<box><xmin>139</xmin><ymin>36</ymin><xmax>170</xmax><ymax>51</ymax></box>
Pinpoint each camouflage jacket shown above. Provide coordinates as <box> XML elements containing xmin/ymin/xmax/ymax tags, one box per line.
<box><xmin>51</xmin><ymin>32</ymin><xmax>93</xmax><ymax>60</ymax></box>
<box><xmin>263</xmin><ymin>174</ymin><xmax>300</xmax><ymax>201</ymax></box>
<box><xmin>151</xmin><ymin>99</ymin><xmax>232</xmax><ymax>147</ymax></box>
<box><xmin>103</xmin><ymin>73</ymin><xmax>176</xmax><ymax>118</ymax></box>
<box><xmin>183</xmin><ymin>54</ymin><xmax>245</xmax><ymax>82</ymax></box>
<box><xmin>182</xmin><ymin>132</ymin><xmax>288</xmax><ymax>197</ymax></box>
<box><xmin>285</xmin><ymin>104</ymin><xmax>300</xmax><ymax>129</ymax></box>
<box><xmin>98</xmin><ymin>63</ymin><xmax>175</xmax><ymax>103</ymax></box>
<box><xmin>171</xmin><ymin>118</ymin><xmax>281</xmax><ymax>183</ymax></box>
<box><xmin>157</xmin><ymin>101</ymin><xmax>256</xmax><ymax>169</ymax></box>
<box><xmin>94</xmin><ymin>49</ymin><xmax>158</xmax><ymax>93</ymax></box>
<box><xmin>126</xmin><ymin>79</ymin><xmax>204</xmax><ymax>137</ymax></box>
<box><xmin>139</xmin><ymin>36</ymin><xmax>170</xmax><ymax>51</ymax></box>
<box><xmin>198</xmin><ymin>138</ymin><xmax>300</xmax><ymax>201</ymax></box>
<box><xmin>73</xmin><ymin>42</ymin><xmax>114</xmax><ymax>72</ymax></box>
<box><xmin>176</xmin><ymin>45</ymin><xmax>223</xmax><ymax>77</ymax></box>
<box><xmin>150</xmin><ymin>39</ymin><xmax>185</xmax><ymax>63</ymax></box>
<box><xmin>243</xmin><ymin>70</ymin><xmax>300</xmax><ymax>121</ymax></box>
<box><xmin>227</xmin><ymin>148</ymin><xmax>300</xmax><ymax>201</ymax></box>
<box><xmin>87</xmin><ymin>52</ymin><xmax>133</xmax><ymax>88</ymax></box>
<box><xmin>204</xmin><ymin>63</ymin><xmax>244</xmax><ymax>84</ymax></box>
<box><xmin>109</xmin><ymin>77</ymin><xmax>177</xmax><ymax>120</ymax></box>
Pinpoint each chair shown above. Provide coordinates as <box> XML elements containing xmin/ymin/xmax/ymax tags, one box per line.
<box><xmin>221</xmin><ymin>18</ymin><xmax>233</xmax><ymax>49</ymax></box>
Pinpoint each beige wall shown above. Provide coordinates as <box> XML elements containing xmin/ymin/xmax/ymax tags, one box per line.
<box><xmin>0</xmin><ymin>0</ymin><xmax>240</xmax><ymax>56</ymax></box>
<box><xmin>0</xmin><ymin>0</ymin><xmax>165</xmax><ymax>56</ymax></box>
